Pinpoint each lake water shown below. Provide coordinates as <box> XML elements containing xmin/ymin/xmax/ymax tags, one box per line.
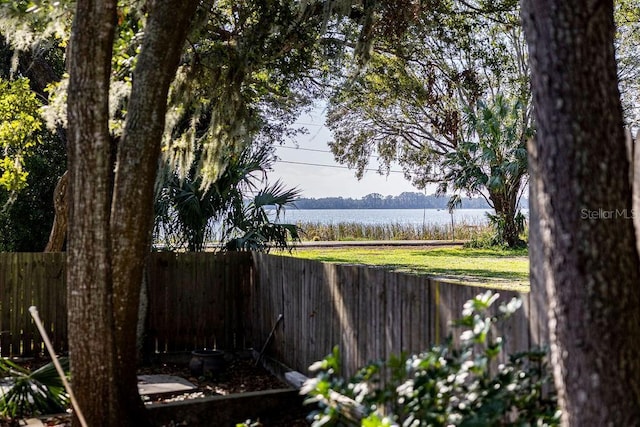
<box><xmin>276</xmin><ymin>208</ymin><xmax>498</xmax><ymax>227</ymax></box>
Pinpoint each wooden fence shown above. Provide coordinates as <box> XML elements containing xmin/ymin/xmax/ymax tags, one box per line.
<box><xmin>0</xmin><ymin>252</ymin><xmax>252</xmax><ymax>358</ymax></box>
<box><xmin>248</xmin><ymin>254</ymin><xmax>537</xmax><ymax>378</ymax></box>
<box><xmin>145</xmin><ymin>252</ymin><xmax>252</xmax><ymax>354</ymax></box>
<box><xmin>0</xmin><ymin>252</ymin><xmax>536</xmax><ymax>378</ymax></box>
<box><xmin>0</xmin><ymin>252</ymin><xmax>67</xmax><ymax>357</ymax></box>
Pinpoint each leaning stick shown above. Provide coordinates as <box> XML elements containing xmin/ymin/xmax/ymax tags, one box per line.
<box><xmin>28</xmin><ymin>306</ymin><xmax>88</xmax><ymax>427</ymax></box>
<box><xmin>255</xmin><ymin>313</ymin><xmax>284</xmax><ymax>367</ymax></box>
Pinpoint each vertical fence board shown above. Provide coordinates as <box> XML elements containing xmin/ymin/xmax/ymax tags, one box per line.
<box><xmin>385</xmin><ymin>271</ymin><xmax>400</xmax><ymax>356</ymax></box>
<box><xmin>359</xmin><ymin>266</ymin><xmax>385</xmax><ymax>365</ymax></box>
<box><xmin>418</xmin><ymin>275</ymin><xmax>432</xmax><ymax>352</ymax></box>
<box><xmin>333</xmin><ymin>264</ymin><xmax>359</xmax><ymax>376</ymax></box>
<box><xmin>303</xmin><ymin>260</ymin><xmax>320</xmax><ymax>371</ymax></box>
<box><xmin>400</xmin><ymin>273</ymin><xmax>414</xmax><ymax>352</ymax></box>
<box><xmin>7</xmin><ymin>254</ymin><xmax>17</xmax><ymax>356</ymax></box>
<box><xmin>253</xmin><ymin>253</ymin><xmax>267</xmax><ymax>352</ymax></box>
<box><xmin>251</xmin><ymin>253</ymin><xmax>287</xmax><ymax>363</ymax></box>
<box><xmin>9</xmin><ymin>254</ymin><xmax>19</xmax><ymax>355</ymax></box>
<box><xmin>282</xmin><ymin>257</ymin><xmax>294</xmax><ymax>367</ymax></box>
<box><xmin>14</xmin><ymin>255</ymin><xmax>26</xmax><ymax>356</ymax></box>
<box><xmin>396</xmin><ymin>273</ymin><xmax>430</xmax><ymax>354</ymax></box>
<box><xmin>206</xmin><ymin>253</ymin><xmax>222</xmax><ymax>349</ymax></box>
<box><xmin>146</xmin><ymin>252</ymin><xmax>169</xmax><ymax>353</ymax></box>
<box><xmin>497</xmin><ymin>291</ymin><xmax>532</xmax><ymax>357</ymax></box>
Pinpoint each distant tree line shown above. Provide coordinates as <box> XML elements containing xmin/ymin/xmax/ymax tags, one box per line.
<box><xmin>295</xmin><ymin>192</ymin><xmax>529</xmax><ymax>210</ymax></box>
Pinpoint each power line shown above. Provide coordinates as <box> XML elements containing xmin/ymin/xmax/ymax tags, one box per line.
<box><xmin>294</xmin><ymin>122</ymin><xmax>325</xmax><ymax>127</ymax></box>
<box><xmin>277</xmin><ymin>145</ymin><xmax>332</xmax><ymax>154</ymax></box>
<box><xmin>277</xmin><ymin>144</ymin><xmax>382</xmax><ymax>160</ymax></box>
<box><xmin>277</xmin><ymin>159</ymin><xmax>405</xmax><ymax>174</ymax></box>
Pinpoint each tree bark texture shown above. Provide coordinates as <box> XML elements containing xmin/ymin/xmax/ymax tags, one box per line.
<box><xmin>67</xmin><ymin>0</ymin><xmax>198</xmax><ymax>425</ymax></box>
<box><xmin>522</xmin><ymin>1</ymin><xmax>640</xmax><ymax>425</ymax></box>
<box><xmin>67</xmin><ymin>0</ymin><xmax>118</xmax><ymax>425</ymax></box>
<box><xmin>489</xmin><ymin>184</ymin><xmax>523</xmax><ymax>247</ymax></box>
<box><xmin>110</xmin><ymin>0</ymin><xmax>198</xmax><ymax>422</ymax></box>
<box><xmin>44</xmin><ymin>171</ymin><xmax>68</xmax><ymax>252</ymax></box>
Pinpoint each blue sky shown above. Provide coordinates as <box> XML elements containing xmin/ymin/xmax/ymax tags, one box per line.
<box><xmin>269</xmin><ymin>105</ymin><xmax>424</xmax><ymax>199</ymax></box>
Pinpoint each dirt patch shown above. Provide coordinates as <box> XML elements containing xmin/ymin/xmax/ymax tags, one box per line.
<box><xmin>1</xmin><ymin>354</ymin><xmax>311</xmax><ymax>426</ymax></box>
<box><xmin>139</xmin><ymin>353</ymin><xmax>289</xmax><ymax>399</ymax></box>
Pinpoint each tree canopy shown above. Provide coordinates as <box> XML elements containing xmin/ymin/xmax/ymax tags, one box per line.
<box><xmin>615</xmin><ymin>0</ymin><xmax>640</xmax><ymax>126</ymax></box>
<box><xmin>0</xmin><ymin>30</ymin><xmax>67</xmax><ymax>251</ymax></box>
<box><xmin>0</xmin><ymin>78</ymin><xmax>42</xmax><ymax>192</ymax></box>
<box><xmin>326</xmin><ymin>0</ymin><xmax>531</xmax><ymax>246</ymax></box>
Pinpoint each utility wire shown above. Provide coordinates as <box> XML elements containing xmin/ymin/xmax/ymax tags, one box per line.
<box><xmin>276</xmin><ymin>144</ymin><xmax>382</xmax><ymax>160</ymax></box>
<box><xmin>277</xmin><ymin>145</ymin><xmax>333</xmax><ymax>154</ymax></box>
<box><xmin>294</xmin><ymin>122</ymin><xmax>325</xmax><ymax>127</ymax></box>
<box><xmin>277</xmin><ymin>159</ymin><xmax>405</xmax><ymax>174</ymax></box>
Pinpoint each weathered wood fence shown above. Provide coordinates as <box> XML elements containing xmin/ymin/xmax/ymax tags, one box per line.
<box><xmin>249</xmin><ymin>254</ymin><xmax>537</xmax><ymax>377</ymax></box>
<box><xmin>0</xmin><ymin>252</ymin><xmax>252</xmax><ymax>358</ymax></box>
<box><xmin>0</xmin><ymin>253</ymin><xmax>67</xmax><ymax>357</ymax></box>
<box><xmin>0</xmin><ymin>252</ymin><xmax>536</xmax><ymax>378</ymax></box>
<box><xmin>145</xmin><ymin>252</ymin><xmax>252</xmax><ymax>353</ymax></box>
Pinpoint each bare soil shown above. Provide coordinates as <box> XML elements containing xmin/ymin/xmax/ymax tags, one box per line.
<box><xmin>139</xmin><ymin>354</ymin><xmax>290</xmax><ymax>399</ymax></box>
<box><xmin>1</xmin><ymin>354</ymin><xmax>311</xmax><ymax>427</ymax></box>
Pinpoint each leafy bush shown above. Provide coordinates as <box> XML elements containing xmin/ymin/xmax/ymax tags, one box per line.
<box><xmin>302</xmin><ymin>292</ymin><xmax>558</xmax><ymax>426</ymax></box>
<box><xmin>486</xmin><ymin>211</ymin><xmax>527</xmax><ymax>248</ymax></box>
<box><xmin>0</xmin><ymin>358</ymin><xmax>69</xmax><ymax>418</ymax></box>
<box><xmin>463</xmin><ymin>227</ymin><xmax>499</xmax><ymax>249</ymax></box>
<box><xmin>465</xmin><ymin>212</ymin><xmax>527</xmax><ymax>249</ymax></box>
<box><xmin>0</xmin><ymin>118</ymin><xmax>67</xmax><ymax>252</ymax></box>
<box><xmin>154</xmin><ymin>144</ymin><xmax>300</xmax><ymax>252</ymax></box>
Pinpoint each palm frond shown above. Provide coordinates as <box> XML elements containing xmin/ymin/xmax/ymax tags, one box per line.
<box><xmin>154</xmin><ymin>140</ymin><xmax>300</xmax><ymax>252</ymax></box>
<box><xmin>0</xmin><ymin>358</ymin><xmax>69</xmax><ymax>418</ymax></box>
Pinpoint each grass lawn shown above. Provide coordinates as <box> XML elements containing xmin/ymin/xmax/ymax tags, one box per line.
<box><xmin>288</xmin><ymin>246</ymin><xmax>530</xmax><ymax>292</ymax></box>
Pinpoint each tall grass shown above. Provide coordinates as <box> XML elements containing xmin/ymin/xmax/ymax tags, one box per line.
<box><xmin>297</xmin><ymin>221</ymin><xmax>490</xmax><ymax>241</ymax></box>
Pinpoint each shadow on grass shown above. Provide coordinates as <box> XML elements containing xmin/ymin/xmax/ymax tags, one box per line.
<box><xmin>302</xmin><ymin>255</ymin><xmax>528</xmax><ymax>282</ymax></box>
<box><xmin>407</xmin><ymin>266</ymin><xmax>528</xmax><ymax>281</ymax></box>
<box><xmin>413</xmin><ymin>248</ymin><xmax>529</xmax><ymax>258</ymax></box>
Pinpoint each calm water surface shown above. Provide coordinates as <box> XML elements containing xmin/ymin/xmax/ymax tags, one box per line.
<box><xmin>277</xmin><ymin>208</ymin><xmax>500</xmax><ymax>226</ymax></box>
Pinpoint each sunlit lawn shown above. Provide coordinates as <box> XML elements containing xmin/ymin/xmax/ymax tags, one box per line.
<box><xmin>287</xmin><ymin>246</ymin><xmax>530</xmax><ymax>292</ymax></box>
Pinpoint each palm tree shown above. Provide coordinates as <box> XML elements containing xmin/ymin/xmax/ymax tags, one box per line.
<box><xmin>443</xmin><ymin>95</ymin><xmax>531</xmax><ymax>247</ymax></box>
<box><xmin>153</xmin><ymin>144</ymin><xmax>300</xmax><ymax>252</ymax></box>
<box><xmin>223</xmin><ymin>180</ymin><xmax>301</xmax><ymax>252</ymax></box>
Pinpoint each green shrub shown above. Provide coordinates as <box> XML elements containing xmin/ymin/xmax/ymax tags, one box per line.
<box><xmin>484</xmin><ymin>211</ymin><xmax>527</xmax><ymax>248</ymax></box>
<box><xmin>302</xmin><ymin>292</ymin><xmax>558</xmax><ymax>426</ymax></box>
<box><xmin>463</xmin><ymin>227</ymin><xmax>498</xmax><ymax>248</ymax></box>
<box><xmin>464</xmin><ymin>217</ymin><xmax>528</xmax><ymax>249</ymax></box>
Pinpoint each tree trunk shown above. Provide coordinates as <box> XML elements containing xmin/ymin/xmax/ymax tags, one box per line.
<box><xmin>527</xmin><ymin>137</ymin><xmax>548</xmax><ymax>349</ymax></box>
<box><xmin>499</xmin><ymin>197</ymin><xmax>520</xmax><ymax>248</ymax></box>
<box><xmin>522</xmin><ymin>1</ymin><xmax>640</xmax><ymax>425</ymax></box>
<box><xmin>67</xmin><ymin>0</ymin><xmax>118</xmax><ymax>425</ymax></box>
<box><xmin>110</xmin><ymin>1</ymin><xmax>198</xmax><ymax>422</ymax></box>
<box><xmin>67</xmin><ymin>0</ymin><xmax>198</xmax><ymax>425</ymax></box>
<box><xmin>489</xmin><ymin>186</ymin><xmax>523</xmax><ymax>247</ymax></box>
<box><xmin>44</xmin><ymin>171</ymin><xmax>68</xmax><ymax>252</ymax></box>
